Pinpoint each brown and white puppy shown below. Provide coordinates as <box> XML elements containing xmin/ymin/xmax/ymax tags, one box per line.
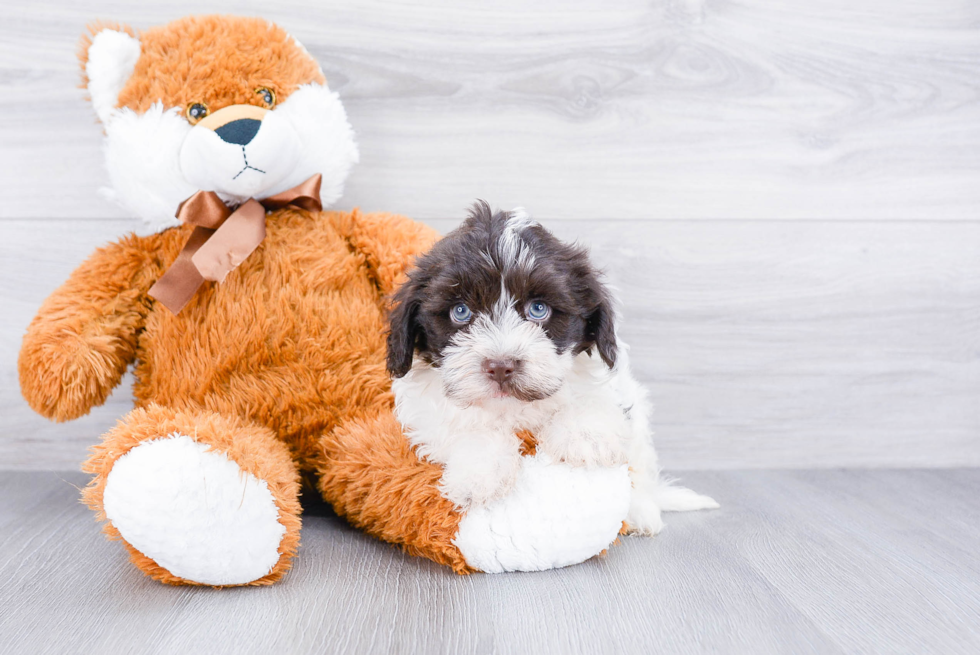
<box><xmin>387</xmin><ymin>202</ymin><xmax>717</xmax><ymax>533</ymax></box>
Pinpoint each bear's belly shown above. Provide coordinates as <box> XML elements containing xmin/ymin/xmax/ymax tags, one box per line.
<box><xmin>132</xmin><ymin>213</ymin><xmax>392</xmax><ymax>469</ymax></box>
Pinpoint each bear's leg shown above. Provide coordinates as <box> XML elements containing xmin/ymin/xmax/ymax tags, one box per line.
<box><xmin>82</xmin><ymin>403</ymin><xmax>301</xmax><ymax>586</ymax></box>
<box><xmin>316</xmin><ymin>412</ymin><xmax>474</xmax><ymax>573</ymax></box>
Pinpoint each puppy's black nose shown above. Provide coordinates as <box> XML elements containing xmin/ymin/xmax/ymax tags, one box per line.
<box><xmin>214</xmin><ymin>118</ymin><xmax>262</xmax><ymax>145</ymax></box>
<box><xmin>483</xmin><ymin>358</ymin><xmax>518</xmax><ymax>385</ymax></box>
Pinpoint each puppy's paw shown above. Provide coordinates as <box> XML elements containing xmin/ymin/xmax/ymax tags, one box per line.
<box><xmin>625</xmin><ymin>495</ymin><xmax>665</xmax><ymax>536</ymax></box>
<box><xmin>539</xmin><ymin>410</ymin><xmax>628</xmax><ymax>468</ymax></box>
<box><xmin>439</xmin><ymin>452</ymin><xmax>521</xmax><ymax>509</ymax></box>
<box><xmin>543</xmin><ymin>434</ymin><xmax>627</xmax><ymax>468</ymax></box>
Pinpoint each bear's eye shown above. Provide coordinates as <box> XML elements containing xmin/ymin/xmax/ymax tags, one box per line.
<box><xmin>256</xmin><ymin>87</ymin><xmax>276</xmax><ymax>108</ymax></box>
<box><xmin>186</xmin><ymin>102</ymin><xmax>209</xmax><ymax>124</ymax></box>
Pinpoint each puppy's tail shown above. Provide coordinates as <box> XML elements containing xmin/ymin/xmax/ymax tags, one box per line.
<box><xmin>651</xmin><ymin>478</ymin><xmax>719</xmax><ymax>512</ymax></box>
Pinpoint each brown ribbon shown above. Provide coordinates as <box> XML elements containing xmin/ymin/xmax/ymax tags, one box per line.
<box><xmin>148</xmin><ymin>174</ymin><xmax>322</xmax><ymax>314</ymax></box>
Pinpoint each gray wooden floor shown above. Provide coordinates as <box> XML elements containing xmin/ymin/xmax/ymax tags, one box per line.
<box><xmin>1</xmin><ymin>469</ymin><xmax>978</xmax><ymax>655</ymax></box>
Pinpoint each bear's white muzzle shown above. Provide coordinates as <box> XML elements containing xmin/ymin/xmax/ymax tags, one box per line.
<box><xmin>179</xmin><ymin>104</ymin><xmax>302</xmax><ymax>201</ymax></box>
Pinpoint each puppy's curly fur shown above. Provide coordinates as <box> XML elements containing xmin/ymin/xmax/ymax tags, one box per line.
<box><xmin>387</xmin><ymin>202</ymin><xmax>718</xmax><ymax>527</ymax></box>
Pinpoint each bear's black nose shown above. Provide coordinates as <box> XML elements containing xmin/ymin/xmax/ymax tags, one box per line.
<box><xmin>214</xmin><ymin>118</ymin><xmax>262</xmax><ymax>146</ymax></box>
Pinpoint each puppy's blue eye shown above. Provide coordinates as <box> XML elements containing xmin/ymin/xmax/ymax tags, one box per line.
<box><xmin>526</xmin><ymin>301</ymin><xmax>551</xmax><ymax>321</ymax></box>
<box><xmin>451</xmin><ymin>303</ymin><xmax>473</xmax><ymax>324</ymax></box>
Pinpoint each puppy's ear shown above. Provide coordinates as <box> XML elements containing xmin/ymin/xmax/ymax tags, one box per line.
<box><xmin>587</xmin><ymin>293</ymin><xmax>618</xmax><ymax>369</ymax></box>
<box><xmin>386</xmin><ymin>280</ymin><xmax>422</xmax><ymax>378</ymax></box>
<box><xmin>571</xmin><ymin>246</ymin><xmax>618</xmax><ymax>369</ymax></box>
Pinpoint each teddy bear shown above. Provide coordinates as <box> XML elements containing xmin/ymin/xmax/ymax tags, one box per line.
<box><xmin>18</xmin><ymin>15</ymin><xmax>633</xmax><ymax>586</ymax></box>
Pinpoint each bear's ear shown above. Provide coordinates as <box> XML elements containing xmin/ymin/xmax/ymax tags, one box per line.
<box><xmin>78</xmin><ymin>23</ymin><xmax>141</xmax><ymax>124</ymax></box>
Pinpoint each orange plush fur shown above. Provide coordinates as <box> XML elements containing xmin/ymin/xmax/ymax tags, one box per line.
<box><xmin>19</xmin><ymin>16</ymin><xmax>470</xmax><ymax>583</ymax></box>
<box><xmin>79</xmin><ymin>17</ymin><xmax>324</xmax><ymax>115</ymax></box>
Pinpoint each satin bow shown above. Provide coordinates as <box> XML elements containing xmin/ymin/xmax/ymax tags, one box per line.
<box><xmin>148</xmin><ymin>174</ymin><xmax>322</xmax><ymax>314</ymax></box>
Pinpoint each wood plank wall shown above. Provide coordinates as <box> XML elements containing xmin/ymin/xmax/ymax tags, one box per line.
<box><xmin>1</xmin><ymin>1</ymin><xmax>978</xmax><ymax>469</ymax></box>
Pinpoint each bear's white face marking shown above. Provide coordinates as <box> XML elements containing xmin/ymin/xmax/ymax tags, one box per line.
<box><xmin>103</xmin><ymin>84</ymin><xmax>358</xmax><ymax>235</ymax></box>
<box><xmin>179</xmin><ymin>103</ymin><xmax>303</xmax><ymax>199</ymax></box>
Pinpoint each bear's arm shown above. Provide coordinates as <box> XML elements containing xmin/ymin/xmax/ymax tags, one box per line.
<box><xmin>18</xmin><ymin>232</ymin><xmax>161</xmax><ymax>422</ymax></box>
<box><xmin>343</xmin><ymin>211</ymin><xmax>440</xmax><ymax>297</ymax></box>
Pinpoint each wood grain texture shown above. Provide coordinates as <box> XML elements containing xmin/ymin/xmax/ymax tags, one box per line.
<box><xmin>2</xmin><ymin>218</ymin><xmax>978</xmax><ymax>470</ymax></box>
<box><xmin>1</xmin><ymin>1</ymin><xmax>979</xmax><ymax>469</ymax></box>
<box><xmin>1</xmin><ymin>469</ymin><xmax>978</xmax><ymax>654</ymax></box>
<box><xmin>1</xmin><ymin>0</ymin><xmax>979</xmax><ymax>220</ymax></box>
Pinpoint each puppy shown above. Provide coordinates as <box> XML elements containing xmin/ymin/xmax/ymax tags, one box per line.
<box><xmin>386</xmin><ymin>202</ymin><xmax>717</xmax><ymax>534</ymax></box>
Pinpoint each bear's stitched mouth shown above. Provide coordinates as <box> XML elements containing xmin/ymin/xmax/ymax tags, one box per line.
<box><xmin>232</xmin><ymin>146</ymin><xmax>266</xmax><ymax>180</ymax></box>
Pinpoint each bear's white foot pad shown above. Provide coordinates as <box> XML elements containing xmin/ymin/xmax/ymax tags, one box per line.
<box><xmin>102</xmin><ymin>434</ymin><xmax>285</xmax><ymax>585</ymax></box>
<box><xmin>453</xmin><ymin>455</ymin><xmax>631</xmax><ymax>573</ymax></box>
